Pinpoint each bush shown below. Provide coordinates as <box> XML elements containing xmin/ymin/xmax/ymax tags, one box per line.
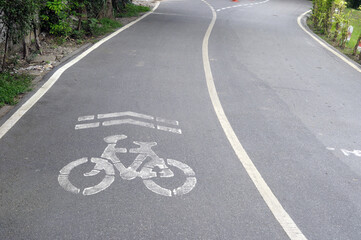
<box><xmin>41</xmin><ymin>0</ymin><xmax>73</xmax><ymax>36</ymax></box>
<box><xmin>116</xmin><ymin>3</ymin><xmax>150</xmax><ymax>18</ymax></box>
<box><xmin>347</xmin><ymin>0</ymin><xmax>361</xmax><ymax>9</ymax></box>
<box><xmin>88</xmin><ymin>18</ymin><xmax>122</xmax><ymax>36</ymax></box>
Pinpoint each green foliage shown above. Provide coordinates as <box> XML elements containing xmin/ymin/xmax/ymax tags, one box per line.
<box><xmin>116</xmin><ymin>3</ymin><xmax>150</xmax><ymax>18</ymax></box>
<box><xmin>88</xmin><ymin>18</ymin><xmax>122</xmax><ymax>36</ymax></box>
<box><xmin>345</xmin><ymin>7</ymin><xmax>361</xmax><ymax>48</ymax></box>
<box><xmin>332</xmin><ymin>0</ymin><xmax>352</xmax><ymax>47</ymax></box>
<box><xmin>312</xmin><ymin>0</ymin><xmax>335</xmax><ymax>33</ymax></box>
<box><xmin>41</xmin><ymin>0</ymin><xmax>89</xmax><ymax>36</ymax></box>
<box><xmin>312</xmin><ymin>0</ymin><xmax>352</xmax><ymax>43</ymax></box>
<box><xmin>41</xmin><ymin>0</ymin><xmax>72</xmax><ymax>36</ymax></box>
<box><xmin>346</xmin><ymin>0</ymin><xmax>361</xmax><ymax>9</ymax></box>
<box><xmin>0</xmin><ymin>0</ymin><xmax>37</xmax><ymax>69</ymax></box>
<box><xmin>85</xmin><ymin>0</ymin><xmax>106</xmax><ymax>18</ymax></box>
<box><xmin>47</xmin><ymin>0</ymin><xmax>68</xmax><ymax>15</ymax></box>
<box><xmin>0</xmin><ymin>0</ymin><xmax>34</xmax><ymax>41</ymax></box>
<box><xmin>55</xmin><ymin>36</ymin><xmax>67</xmax><ymax>45</ymax></box>
<box><xmin>0</xmin><ymin>72</ymin><xmax>32</xmax><ymax>106</ymax></box>
<box><xmin>71</xmin><ymin>29</ymin><xmax>86</xmax><ymax>39</ymax></box>
<box><xmin>0</xmin><ymin>0</ymin><xmax>145</xmax><ymax>71</ymax></box>
<box><xmin>309</xmin><ymin>0</ymin><xmax>361</xmax><ymax>61</ymax></box>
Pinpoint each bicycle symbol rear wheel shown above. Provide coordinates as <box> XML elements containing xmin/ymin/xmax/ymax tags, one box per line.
<box><xmin>58</xmin><ymin>157</ymin><xmax>115</xmax><ymax>196</ymax></box>
<box><xmin>142</xmin><ymin>159</ymin><xmax>197</xmax><ymax>197</ymax></box>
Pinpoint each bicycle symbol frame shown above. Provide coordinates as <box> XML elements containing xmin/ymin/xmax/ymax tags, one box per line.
<box><xmin>58</xmin><ymin>135</ymin><xmax>197</xmax><ymax>197</ymax></box>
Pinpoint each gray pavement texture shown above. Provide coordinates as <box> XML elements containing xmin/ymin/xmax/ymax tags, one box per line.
<box><xmin>1</xmin><ymin>0</ymin><xmax>361</xmax><ymax>239</ymax></box>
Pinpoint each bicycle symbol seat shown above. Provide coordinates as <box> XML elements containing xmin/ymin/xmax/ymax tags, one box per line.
<box><xmin>58</xmin><ymin>135</ymin><xmax>197</xmax><ymax>197</ymax></box>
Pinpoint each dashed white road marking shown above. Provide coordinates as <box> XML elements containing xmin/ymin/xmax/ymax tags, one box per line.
<box><xmin>341</xmin><ymin>149</ymin><xmax>361</xmax><ymax>157</ymax></box>
<box><xmin>216</xmin><ymin>0</ymin><xmax>270</xmax><ymax>12</ymax></box>
<box><xmin>156</xmin><ymin>117</ymin><xmax>179</xmax><ymax>126</ymax></box>
<box><xmin>75</xmin><ymin>122</ymin><xmax>100</xmax><ymax>130</ymax></box>
<box><xmin>297</xmin><ymin>10</ymin><xmax>361</xmax><ymax>74</ymax></box>
<box><xmin>75</xmin><ymin>119</ymin><xmax>183</xmax><ymax>134</ymax></box>
<box><xmin>327</xmin><ymin>147</ymin><xmax>361</xmax><ymax>157</ymax></box>
<box><xmin>80</xmin><ymin>111</ymin><xmax>179</xmax><ymax>124</ymax></box>
<box><xmin>78</xmin><ymin>115</ymin><xmax>95</xmax><ymax>121</ymax></box>
<box><xmin>97</xmin><ymin>111</ymin><xmax>154</xmax><ymax>120</ymax></box>
<box><xmin>0</xmin><ymin>2</ymin><xmax>160</xmax><ymax>141</ymax></box>
<box><xmin>103</xmin><ymin>118</ymin><xmax>155</xmax><ymax>128</ymax></box>
<box><xmin>75</xmin><ymin>111</ymin><xmax>182</xmax><ymax>133</ymax></box>
<box><xmin>157</xmin><ymin>125</ymin><xmax>182</xmax><ymax>134</ymax></box>
<box><xmin>201</xmin><ymin>0</ymin><xmax>307</xmax><ymax>239</ymax></box>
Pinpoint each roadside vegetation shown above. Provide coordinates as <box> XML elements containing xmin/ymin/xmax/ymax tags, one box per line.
<box><xmin>0</xmin><ymin>73</ymin><xmax>32</xmax><ymax>106</ymax></box>
<box><xmin>0</xmin><ymin>0</ymin><xmax>150</xmax><ymax>108</ymax></box>
<box><xmin>308</xmin><ymin>0</ymin><xmax>361</xmax><ymax>64</ymax></box>
<box><xmin>116</xmin><ymin>3</ymin><xmax>150</xmax><ymax>17</ymax></box>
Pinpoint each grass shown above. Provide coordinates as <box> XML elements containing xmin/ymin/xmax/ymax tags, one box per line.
<box><xmin>116</xmin><ymin>4</ymin><xmax>150</xmax><ymax>18</ymax></box>
<box><xmin>90</xmin><ymin>18</ymin><xmax>123</xmax><ymax>37</ymax></box>
<box><xmin>0</xmin><ymin>72</ymin><xmax>32</xmax><ymax>107</ymax></box>
<box><xmin>345</xmin><ymin>8</ymin><xmax>361</xmax><ymax>49</ymax></box>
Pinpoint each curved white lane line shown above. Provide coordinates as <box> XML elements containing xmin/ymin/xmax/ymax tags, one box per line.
<box><xmin>298</xmin><ymin>10</ymin><xmax>361</xmax><ymax>73</ymax></box>
<box><xmin>0</xmin><ymin>2</ymin><xmax>160</xmax><ymax>140</ymax></box>
<box><xmin>201</xmin><ymin>0</ymin><xmax>307</xmax><ymax>239</ymax></box>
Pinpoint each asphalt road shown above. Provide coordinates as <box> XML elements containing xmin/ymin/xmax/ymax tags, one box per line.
<box><xmin>1</xmin><ymin>0</ymin><xmax>361</xmax><ymax>239</ymax></box>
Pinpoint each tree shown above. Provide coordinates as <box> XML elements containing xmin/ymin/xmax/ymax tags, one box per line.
<box><xmin>23</xmin><ymin>0</ymin><xmax>44</xmax><ymax>59</ymax></box>
<box><xmin>99</xmin><ymin>0</ymin><xmax>114</xmax><ymax>19</ymax></box>
<box><xmin>0</xmin><ymin>0</ymin><xmax>34</xmax><ymax>70</ymax></box>
<box><xmin>332</xmin><ymin>0</ymin><xmax>348</xmax><ymax>42</ymax></box>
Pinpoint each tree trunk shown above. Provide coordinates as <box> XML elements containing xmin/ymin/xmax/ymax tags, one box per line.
<box><xmin>23</xmin><ymin>35</ymin><xmax>30</xmax><ymax>60</ymax></box>
<box><xmin>333</xmin><ymin>22</ymin><xmax>339</xmax><ymax>41</ymax></box>
<box><xmin>112</xmin><ymin>0</ymin><xmax>121</xmax><ymax>13</ymax></box>
<box><xmin>77</xmin><ymin>15</ymin><xmax>82</xmax><ymax>31</ymax></box>
<box><xmin>33</xmin><ymin>16</ymin><xmax>42</xmax><ymax>55</ymax></box>
<box><xmin>353</xmin><ymin>34</ymin><xmax>361</xmax><ymax>55</ymax></box>
<box><xmin>313</xmin><ymin>2</ymin><xmax>319</xmax><ymax>26</ymax></box>
<box><xmin>78</xmin><ymin>5</ymin><xmax>88</xmax><ymax>31</ymax></box>
<box><xmin>2</xmin><ymin>29</ymin><xmax>10</xmax><ymax>71</ymax></box>
<box><xmin>105</xmin><ymin>0</ymin><xmax>114</xmax><ymax>19</ymax></box>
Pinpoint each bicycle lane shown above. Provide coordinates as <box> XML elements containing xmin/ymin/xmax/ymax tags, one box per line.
<box><xmin>0</xmin><ymin>0</ymin><xmax>287</xmax><ymax>239</ymax></box>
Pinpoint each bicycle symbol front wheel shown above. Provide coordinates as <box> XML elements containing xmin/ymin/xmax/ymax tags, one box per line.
<box><xmin>142</xmin><ymin>159</ymin><xmax>197</xmax><ymax>197</ymax></box>
<box><xmin>58</xmin><ymin>157</ymin><xmax>115</xmax><ymax>196</ymax></box>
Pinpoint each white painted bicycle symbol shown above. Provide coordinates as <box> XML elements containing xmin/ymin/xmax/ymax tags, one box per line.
<box><xmin>58</xmin><ymin>135</ymin><xmax>197</xmax><ymax>197</ymax></box>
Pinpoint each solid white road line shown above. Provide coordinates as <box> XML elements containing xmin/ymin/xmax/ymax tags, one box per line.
<box><xmin>297</xmin><ymin>10</ymin><xmax>361</xmax><ymax>74</ymax></box>
<box><xmin>201</xmin><ymin>0</ymin><xmax>307</xmax><ymax>239</ymax></box>
<box><xmin>0</xmin><ymin>2</ymin><xmax>160</xmax><ymax>140</ymax></box>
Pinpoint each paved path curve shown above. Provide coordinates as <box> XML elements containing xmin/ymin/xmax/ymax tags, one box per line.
<box><xmin>1</xmin><ymin>0</ymin><xmax>361</xmax><ymax>239</ymax></box>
